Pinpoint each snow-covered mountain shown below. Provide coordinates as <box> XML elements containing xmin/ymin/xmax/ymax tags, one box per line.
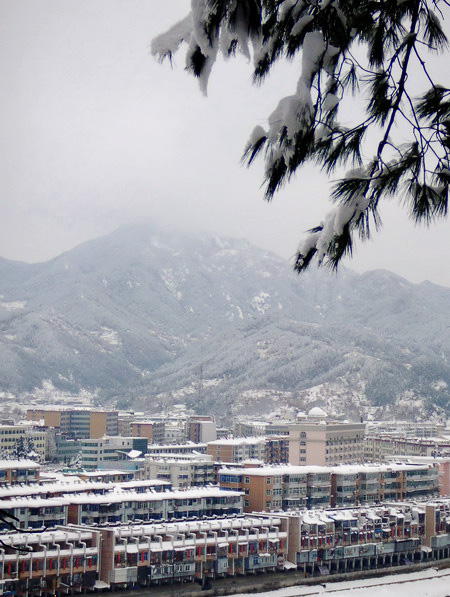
<box><xmin>0</xmin><ymin>223</ymin><xmax>449</xmax><ymax>419</ymax></box>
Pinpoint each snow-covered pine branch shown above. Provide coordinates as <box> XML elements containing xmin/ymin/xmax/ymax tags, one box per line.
<box><xmin>153</xmin><ymin>0</ymin><xmax>449</xmax><ymax>272</ymax></box>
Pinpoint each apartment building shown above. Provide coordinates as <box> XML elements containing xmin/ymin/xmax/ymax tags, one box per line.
<box><xmin>53</xmin><ymin>433</ymin><xmax>81</xmax><ymax>463</ymax></box>
<box><xmin>379</xmin><ymin>455</ymin><xmax>450</xmax><ymax>497</ymax></box>
<box><xmin>130</xmin><ymin>421</ymin><xmax>166</xmax><ymax>444</ymax></box>
<box><xmin>0</xmin><ymin>425</ymin><xmax>47</xmax><ymax>460</ymax></box>
<box><xmin>233</xmin><ymin>419</ymin><xmax>292</xmax><ymax>437</ymax></box>
<box><xmin>186</xmin><ymin>416</ymin><xmax>217</xmax><ymax>443</ymax></box>
<box><xmin>3</xmin><ymin>500</ymin><xmax>450</xmax><ymax>594</ymax></box>
<box><xmin>282</xmin><ymin>499</ymin><xmax>450</xmax><ymax>574</ymax></box>
<box><xmin>143</xmin><ymin>456</ymin><xmax>215</xmax><ymax>488</ymax></box>
<box><xmin>0</xmin><ymin>526</ymin><xmax>102</xmax><ymax>595</ymax></box>
<box><xmin>207</xmin><ymin>437</ymin><xmax>266</xmax><ymax>463</ymax></box>
<box><xmin>365</xmin><ymin>434</ymin><xmax>450</xmax><ymax>460</ymax></box>
<box><xmin>76</xmin><ymin>470</ymin><xmax>136</xmax><ymax>483</ymax></box>
<box><xmin>0</xmin><ymin>459</ymin><xmax>40</xmax><ymax>484</ymax></box>
<box><xmin>289</xmin><ymin>409</ymin><xmax>366</xmax><ymax>465</ymax></box>
<box><xmin>368</xmin><ymin>420</ymin><xmax>446</xmax><ymax>437</ymax></box>
<box><xmin>264</xmin><ymin>435</ymin><xmax>290</xmax><ymax>463</ymax></box>
<box><xmin>146</xmin><ymin>442</ymin><xmax>207</xmax><ymax>456</ymax></box>
<box><xmin>80</xmin><ymin>436</ymin><xmax>148</xmax><ymax>470</ymax></box>
<box><xmin>0</xmin><ymin>514</ymin><xmax>287</xmax><ymax>594</ymax></box>
<box><xmin>27</xmin><ymin>408</ymin><xmax>119</xmax><ymax>439</ymax></box>
<box><xmin>219</xmin><ymin>463</ymin><xmax>439</xmax><ymax>512</ymax></box>
<box><xmin>0</xmin><ymin>478</ymin><xmax>171</xmax><ymax>503</ymax></box>
<box><xmin>0</xmin><ymin>487</ymin><xmax>243</xmax><ymax>531</ymax></box>
<box><xmin>68</xmin><ymin>487</ymin><xmax>243</xmax><ymax>526</ymax></box>
<box><xmin>218</xmin><ymin>465</ymin><xmax>332</xmax><ymax>511</ymax></box>
<box><xmin>330</xmin><ymin>463</ymin><xmax>439</xmax><ymax>506</ymax></box>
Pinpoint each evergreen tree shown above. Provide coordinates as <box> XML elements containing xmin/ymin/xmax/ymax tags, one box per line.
<box><xmin>25</xmin><ymin>437</ymin><xmax>40</xmax><ymax>462</ymax></box>
<box><xmin>11</xmin><ymin>436</ymin><xmax>27</xmax><ymax>460</ymax></box>
<box><xmin>10</xmin><ymin>436</ymin><xmax>39</xmax><ymax>461</ymax></box>
<box><xmin>153</xmin><ymin>0</ymin><xmax>449</xmax><ymax>271</ymax></box>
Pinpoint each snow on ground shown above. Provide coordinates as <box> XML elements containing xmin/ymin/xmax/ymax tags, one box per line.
<box><xmin>227</xmin><ymin>568</ymin><xmax>450</xmax><ymax>597</ymax></box>
<box><xmin>250</xmin><ymin>292</ymin><xmax>271</xmax><ymax>315</ymax></box>
<box><xmin>99</xmin><ymin>326</ymin><xmax>121</xmax><ymax>346</ymax></box>
<box><xmin>0</xmin><ymin>299</ymin><xmax>26</xmax><ymax>310</ymax></box>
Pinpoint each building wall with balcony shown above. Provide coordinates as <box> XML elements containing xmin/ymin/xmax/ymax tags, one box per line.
<box><xmin>0</xmin><ymin>460</ymin><xmax>40</xmax><ymax>484</ymax></box>
<box><xmin>219</xmin><ymin>466</ymin><xmax>323</xmax><ymax>512</ymax></box>
<box><xmin>143</xmin><ymin>458</ymin><xmax>215</xmax><ymax>489</ymax></box>
<box><xmin>207</xmin><ymin>438</ymin><xmax>266</xmax><ymax>463</ymax></box>
<box><xmin>219</xmin><ymin>463</ymin><xmax>437</xmax><ymax>512</ymax></box>
<box><xmin>0</xmin><ymin>487</ymin><xmax>242</xmax><ymax>531</ymax></box>
<box><xmin>2</xmin><ymin>501</ymin><xmax>450</xmax><ymax>592</ymax></box>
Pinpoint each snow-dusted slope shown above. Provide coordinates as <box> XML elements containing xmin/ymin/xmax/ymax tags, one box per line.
<box><xmin>0</xmin><ymin>223</ymin><xmax>449</xmax><ymax>417</ymax></box>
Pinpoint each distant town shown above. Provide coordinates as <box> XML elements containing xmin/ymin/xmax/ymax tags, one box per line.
<box><xmin>0</xmin><ymin>399</ymin><xmax>448</xmax><ymax>595</ymax></box>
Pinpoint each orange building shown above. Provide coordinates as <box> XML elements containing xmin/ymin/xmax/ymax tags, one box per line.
<box><xmin>27</xmin><ymin>408</ymin><xmax>61</xmax><ymax>428</ymax></box>
<box><xmin>130</xmin><ymin>421</ymin><xmax>165</xmax><ymax>444</ymax></box>
<box><xmin>218</xmin><ymin>465</ymin><xmax>312</xmax><ymax>511</ymax></box>
<box><xmin>26</xmin><ymin>408</ymin><xmax>118</xmax><ymax>439</ymax></box>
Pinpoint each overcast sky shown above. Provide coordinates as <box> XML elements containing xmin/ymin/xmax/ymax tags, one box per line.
<box><xmin>1</xmin><ymin>1</ymin><xmax>449</xmax><ymax>287</ymax></box>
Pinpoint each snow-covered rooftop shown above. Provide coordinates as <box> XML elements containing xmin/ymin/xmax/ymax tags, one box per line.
<box><xmin>330</xmin><ymin>462</ymin><xmax>434</xmax><ymax>474</ymax></box>
<box><xmin>110</xmin><ymin>514</ymin><xmax>284</xmax><ymax>537</ymax></box>
<box><xmin>0</xmin><ymin>485</ymin><xmax>242</xmax><ymax>509</ymax></box>
<box><xmin>219</xmin><ymin>465</ymin><xmax>332</xmax><ymax>476</ymax></box>
<box><xmin>0</xmin><ymin>478</ymin><xmax>171</xmax><ymax>499</ymax></box>
<box><xmin>0</xmin><ymin>459</ymin><xmax>40</xmax><ymax>469</ymax></box>
<box><xmin>207</xmin><ymin>437</ymin><xmax>265</xmax><ymax>446</ymax></box>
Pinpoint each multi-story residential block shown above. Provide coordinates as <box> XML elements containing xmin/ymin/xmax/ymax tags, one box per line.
<box><xmin>216</xmin><ymin>426</ymin><xmax>231</xmax><ymax>438</ymax></box>
<box><xmin>0</xmin><ymin>425</ymin><xmax>47</xmax><ymax>460</ymax></box>
<box><xmin>281</xmin><ymin>499</ymin><xmax>450</xmax><ymax>575</ymax></box>
<box><xmin>97</xmin><ymin>514</ymin><xmax>287</xmax><ymax>587</ymax></box>
<box><xmin>207</xmin><ymin>437</ymin><xmax>266</xmax><ymax>463</ymax></box>
<box><xmin>288</xmin><ymin>409</ymin><xmax>366</xmax><ymax>465</ymax></box>
<box><xmin>3</xmin><ymin>500</ymin><xmax>450</xmax><ymax>594</ymax></box>
<box><xmin>218</xmin><ymin>465</ymin><xmax>332</xmax><ymax>511</ymax></box>
<box><xmin>264</xmin><ymin>435</ymin><xmax>290</xmax><ymax>464</ymax></box>
<box><xmin>207</xmin><ymin>436</ymin><xmax>289</xmax><ymax>465</ymax></box>
<box><xmin>0</xmin><ymin>478</ymin><xmax>170</xmax><ymax>503</ymax></box>
<box><xmin>364</xmin><ymin>434</ymin><xmax>450</xmax><ymax>461</ymax></box>
<box><xmin>76</xmin><ymin>470</ymin><xmax>137</xmax><ymax>483</ymax></box>
<box><xmin>385</xmin><ymin>455</ymin><xmax>450</xmax><ymax>497</ymax></box>
<box><xmin>0</xmin><ymin>487</ymin><xmax>243</xmax><ymax>531</ymax></box>
<box><xmin>233</xmin><ymin>419</ymin><xmax>292</xmax><ymax>437</ymax></box>
<box><xmin>330</xmin><ymin>463</ymin><xmax>439</xmax><ymax>506</ymax></box>
<box><xmin>219</xmin><ymin>462</ymin><xmax>439</xmax><ymax>512</ymax></box>
<box><xmin>186</xmin><ymin>416</ymin><xmax>217</xmax><ymax>443</ymax></box>
<box><xmin>368</xmin><ymin>420</ymin><xmax>446</xmax><ymax>437</ymax></box>
<box><xmin>130</xmin><ymin>421</ymin><xmax>166</xmax><ymax>444</ymax></box>
<box><xmin>69</xmin><ymin>487</ymin><xmax>243</xmax><ymax>526</ymax></box>
<box><xmin>146</xmin><ymin>442</ymin><xmax>207</xmax><ymax>457</ymax></box>
<box><xmin>80</xmin><ymin>436</ymin><xmax>148</xmax><ymax>470</ymax></box>
<box><xmin>0</xmin><ymin>459</ymin><xmax>40</xmax><ymax>484</ymax></box>
<box><xmin>27</xmin><ymin>408</ymin><xmax>119</xmax><ymax>439</ymax></box>
<box><xmin>0</xmin><ymin>514</ymin><xmax>287</xmax><ymax>594</ymax></box>
<box><xmin>162</xmin><ymin>421</ymin><xmax>186</xmax><ymax>444</ymax></box>
<box><xmin>219</xmin><ymin>465</ymin><xmax>306</xmax><ymax>511</ymax></box>
<box><xmin>26</xmin><ymin>408</ymin><xmax>62</xmax><ymax>428</ymax></box>
<box><xmin>143</xmin><ymin>456</ymin><xmax>215</xmax><ymax>488</ymax></box>
<box><xmin>0</xmin><ymin>526</ymin><xmax>102</xmax><ymax>595</ymax></box>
